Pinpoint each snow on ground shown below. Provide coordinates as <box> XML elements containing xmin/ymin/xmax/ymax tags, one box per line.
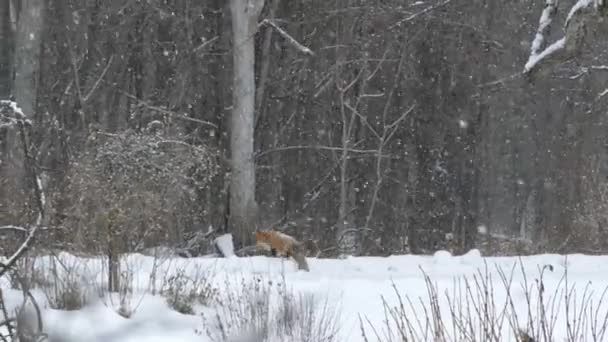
<box><xmin>2</xmin><ymin>250</ymin><xmax>608</xmax><ymax>341</ymax></box>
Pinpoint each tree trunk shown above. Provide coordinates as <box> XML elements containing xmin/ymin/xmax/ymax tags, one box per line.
<box><xmin>0</xmin><ymin>0</ymin><xmax>14</xmax><ymax>98</ymax></box>
<box><xmin>13</xmin><ymin>0</ymin><xmax>45</xmax><ymax>117</ymax></box>
<box><xmin>0</xmin><ymin>0</ymin><xmax>44</xmax><ymax>225</ymax></box>
<box><xmin>229</xmin><ymin>0</ymin><xmax>264</xmax><ymax>250</ymax></box>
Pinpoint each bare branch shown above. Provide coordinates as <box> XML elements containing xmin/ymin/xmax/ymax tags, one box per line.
<box><xmin>65</xmin><ymin>34</ymin><xmax>84</xmax><ymax>104</ymax></box>
<box><xmin>255</xmin><ymin>145</ymin><xmax>393</xmax><ymax>158</ymax></box>
<box><xmin>118</xmin><ymin>90</ymin><xmax>217</xmax><ymax>128</ymax></box>
<box><xmin>259</xmin><ymin>19</ymin><xmax>314</xmax><ymax>56</ymax></box>
<box><xmin>390</xmin><ymin>0</ymin><xmax>452</xmax><ymax>29</ymax></box>
<box><xmin>83</xmin><ymin>55</ymin><xmax>114</xmax><ymax>103</ymax></box>
<box><xmin>193</xmin><ymin>36</ymin><xmax>219</xmax><ymax>54</ymax></box>
<box><xmin>344</xmin><ymin>102</ymin><xmax>381</xmax><ymax>140</ymax></box>
<box><xmin>385</xmin><ymin>104</ymin><xmax>416</xmax><ymax>136</ymax></box>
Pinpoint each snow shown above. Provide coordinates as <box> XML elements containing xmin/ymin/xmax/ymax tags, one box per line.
<box><xmin>567</xmin><ymin>0</ymin><xmax>594</xmax><ymax>24</ymax></box>
<box><xmin>214</xmin><ymin>233</ymin><xmax>235</xmax><ymax>257</ymax></box>
<box><xmin>524</xmin><ymin>37</ymin><xmax>566</xmax><ymax>73</ymax></box>
<box><xmin>530</xmin><ymin>0</ymin><xmax>557</xmax><ymax>57</ymax></box>
<box><xmin>0</xmin><ymin>100</ymin><xmax>26</xmax><ymax>120</ymax></box>
<box><xmin>2</xmin><ymin>252</ymin><xmax>608</xmax><ymax>341</ymax></box>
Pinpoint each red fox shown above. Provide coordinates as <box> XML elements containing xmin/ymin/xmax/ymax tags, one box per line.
<box><xmin>255</xmin><ymin>230</ymin><xmax>316</xmax><ymax>271</ymax></box>
<box><xmin>255</xmin><ymin>230</ymin><xmax>298</xmax><ymax>258</ymax></box>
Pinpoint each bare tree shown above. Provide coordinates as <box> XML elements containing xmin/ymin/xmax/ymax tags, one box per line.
<box><xmin>229</xmin><ymin>0</ymin><xmax>265</xmax><ymax>249</ymax></box>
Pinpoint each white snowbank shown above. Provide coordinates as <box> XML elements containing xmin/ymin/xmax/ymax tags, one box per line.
<box><xmin>1</xmin><ymin>251</ymin><xmax>607</xmax><ymax>341</ymax></box>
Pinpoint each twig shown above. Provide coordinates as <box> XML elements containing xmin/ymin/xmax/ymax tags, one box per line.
<box><xmin>389</xmin><ymin>0</ymin><xmax>452</xmax><ymax>29</ymax></box>
<box><xmin>83</xmin><ymin>55</ymin><xmax>114</xmax><ymax>103</ymax></box>
<box><xmin>193</xmin><ymin>36</ymin><xmax>219</xmax><ymax>53</ymax></box>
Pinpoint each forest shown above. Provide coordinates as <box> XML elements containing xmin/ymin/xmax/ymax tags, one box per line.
<box><xmin>3</xmin><ymin>0</ymin><xmax>608</xmax><ymax>260</ymax></box>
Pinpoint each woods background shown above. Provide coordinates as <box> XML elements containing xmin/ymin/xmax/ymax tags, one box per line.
<box><xmin>2</xmin><ymin>0</ymin><xmax>608</xmax><ymax>258</ymax></box>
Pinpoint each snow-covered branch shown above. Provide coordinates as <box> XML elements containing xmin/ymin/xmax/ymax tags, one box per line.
<box><xmin>0</xmin><ymin>100</ymin><xmax>30</xmax><ymax>128</ymax></box>
<box><xmin>0</xmin><ymin>225</ymin><xmax>28</xmax><ymax>233</ymax></box>
<box><xmin>259</xmin><ymin>19</ymin><xmax>315</xmax><ymax>56</ymax></box>
<box><xmin>0</xmin><ymin>226</ymin><xmax>38</xmax><ymax>277</ymax></box>
<box><xmin>524</xmin><ymin>0</ymin><xmax>605</xmax><ymax>76</ymax></box>
<box><xmin>528</xmin><ymin>0</ymin><xmax>558</xmax><ymax>59</ymax></box>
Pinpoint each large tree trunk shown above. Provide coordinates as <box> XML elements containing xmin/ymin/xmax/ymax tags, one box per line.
<box><xmin>0</xmin><ymin>0</ymin><xmax>14</xmax><ymax>98</ymax></box>
<box><xmin>13</xmin><ymin>0</ymin><xmax>44</xmax><ymax>117</ymax></box>
<box><xmin>229</xmin><ymin>0</ymin><xmax>264</xmax><ymax>250</ymax></box>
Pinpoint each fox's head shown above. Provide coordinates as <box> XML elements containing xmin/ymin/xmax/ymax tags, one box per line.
<box><xmin>255</xmin><ymin>230</ymin><xmax>273</xmax><ymax>250</ymax></box>
<box><xmin>255</xmin><ymin>230</ymin><xmax>271</xmax><ymax>240</ymax></box>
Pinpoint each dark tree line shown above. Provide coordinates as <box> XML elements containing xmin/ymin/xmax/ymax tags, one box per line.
<box><xmin>2</xmin><ymin>0</ymin><xmax>608</xmax><ymax>257</ymax></box>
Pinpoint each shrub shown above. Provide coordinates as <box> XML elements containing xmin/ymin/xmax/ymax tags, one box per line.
<box><xmin>51</xmin><ymin>129</ymin><xmax>220</xmax><ymax>254</ymax></box>
<box><xmin>201</xmin><ymin>274</ymin><xmax>341</xmax><ymax>342</ymax></box>
<box><xmin>38</xmin><ymin>256</ymin><xmax>89</xmax><ymax>311</ymax></box>
<box><xmin>161</xmin><ymin>266</ymin><xmax>218</xmax><ymax>315</ymax></box>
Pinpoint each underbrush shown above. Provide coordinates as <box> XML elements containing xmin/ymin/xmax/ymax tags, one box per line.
<box><xmin>201</xmin><ymin>274</ymin><xmax>341</xmax><ymax>342</ymax></box>
<box><xmin>12</xmin><ymin>254</ymin><xmax>91</xmax><ymax>311</ymax></box>
<box><xmin>160</xmin><ymin>265</ymin><xmax>219</xmax><ymax>315</ymax></box>
<box><xmin>360</xmin><ymin>258</ymin><xmax>608</xmax><ymax>342</ymax></box>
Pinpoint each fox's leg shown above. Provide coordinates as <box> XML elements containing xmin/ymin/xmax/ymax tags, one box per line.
<box><xmin>270</xmin><ymin>248</ymin><xmax>278</xmax><ymax>257</ymax></box>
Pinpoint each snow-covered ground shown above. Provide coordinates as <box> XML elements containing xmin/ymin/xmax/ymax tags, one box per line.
<box><xmin>2</xmin><ymin>250</ymin><xmax>608</xmax><ymax>341</ymax></box>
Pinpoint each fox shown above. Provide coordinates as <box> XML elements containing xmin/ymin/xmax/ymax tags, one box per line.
<box><xmin>255</xmin><ymin>229</ymin><xmax>317</xmax><ymax>271</ymax></box>
<box><xmin>255</xmin><ymin>230</ymin><xmax>298</xmax><ymax>258</ymax></box>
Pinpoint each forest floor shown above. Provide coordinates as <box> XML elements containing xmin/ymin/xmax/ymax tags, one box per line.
<box><xmin>2</xmin><ymin>250</ymin><xmax>608</xmax><ymax>341</ymax></box>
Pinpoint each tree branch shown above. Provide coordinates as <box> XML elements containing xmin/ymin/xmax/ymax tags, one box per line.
<box><xmin>83</xmin><ymin>55</ymin><xmax>114</xmax><ymax>103</ymax></box>
<box><xmin>389</xmin><ymin>0</ymin><xmax>452</xmax><ymax>29</ymax></box>
<box><xmin>523</xmin><ymin>0</ymin><xmax>597</xmax><ymax>76</ymax></box>
<box><xmin>259</xmin><ymin>19</ymin><xmax>314</xmax><ymax>56</ymax></box>
<box><xmin>529</xmin><ymin>0</ymin><xmax>559</xmax><ymax>59</ymax></box>
<box><xmin>255</xmin><ymin>145</ymin><xmax>393</xmax><ymax>158</ymax></box>
<box><xmin>117</xmin><ymin>90</ymin><xmax>218</xmax><ymax>128</ymax></box>
<box><xmin>0</xmin><ymin>226</ymin><xmax>27</xmax><ymax>233</ymax></box>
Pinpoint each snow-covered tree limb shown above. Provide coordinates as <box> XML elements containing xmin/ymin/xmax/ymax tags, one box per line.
<box><xmin>259</xmin><ymin>19</ymin><xmax>314</xmax><ymax>56</ymax></box>
<box><xmin>528</xmin><ymin>0</ymin><xmax>558</xmax><ymax>59</ymax></box>
<box><xmin>524</xmin><ymin>0</ymin><xmax>607</xmax><ymax>76</ymax></box>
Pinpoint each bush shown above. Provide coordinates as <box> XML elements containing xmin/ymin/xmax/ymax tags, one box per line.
<box><xmin>161</xmin><ymin>266</ymin><xmax>218</xmax><ymax>315</ymax></box>
<box><xmin>38</xmin><ymin>255</ymin><xmax>89</xmax><ymax>311</ymax></box>
<box><xmin>51</xmin><ymin>130</ymin><xmax>220</xmax><ymax>254</ymax></box>
<box><xmin>201</xmin><ymin>275</ymin><xmax>341</xmax><ymax>342</ymax></box>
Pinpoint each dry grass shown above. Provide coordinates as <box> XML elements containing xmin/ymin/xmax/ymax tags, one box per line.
<box><xmin>160</xmin><ymin>265</ymin><xmax>219</xmax><ymax>315</ymax></box>
<box><xmin>360</xmin><ymin>259</ymin><xmax>608</xmax><ymax>342</ymax></box>
<box><xmin>201</xmin><ymin>273</ymin><xmax>341</xmax><ymax>342</ymax></box>
<box><xmin>36</xmin><ymin>255</ymin><xmax>89</xmax><ymax>311</ymax></box>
